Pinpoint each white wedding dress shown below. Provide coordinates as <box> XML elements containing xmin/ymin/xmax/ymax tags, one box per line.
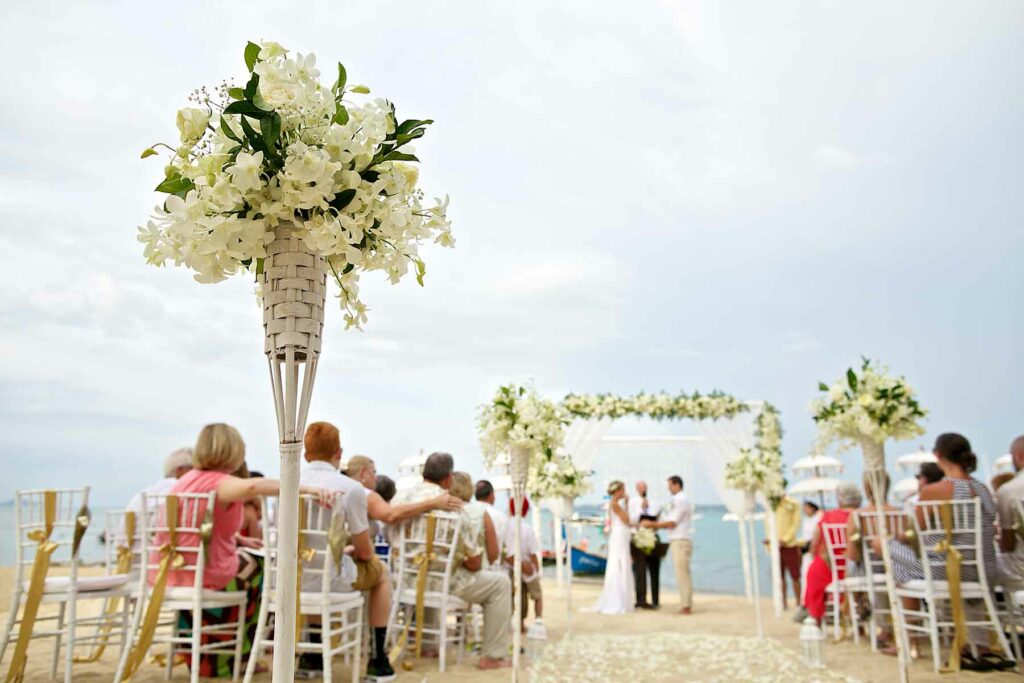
<box><xmin>591</xmin><ymin>503</ymin><xmax>635</xmax><ymax>614</ymax></box>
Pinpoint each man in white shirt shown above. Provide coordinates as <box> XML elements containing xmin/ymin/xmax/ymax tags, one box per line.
<box><xmin>474</xmin><ymin>479</ymin><xmax>508</xmax><ymax>568</ymax></box>
<box><xmin>997</xmin><ymin>436</ymin><xmax>1024</xmax><ymax>588</ymax></box>
<box><xmin>628</xmin><ymin>481</ymin><xmax>663</xmax><ymax>608</ymax></box>
<box><xmin>642</xmin><ymin>475</ymin><xmax>693</xmax><ymax>614</ymax></box>
<box><xmin>390</xmin><ymin>453</ymin><xmax>512</xmax><ymax>670</ymax></box>
<box><xmin>125</xmin><ymin>447</ymin><xmax>193</xmax><ymax>516</ymax></box>
<box><xmin>299</xmin><ymin>422</ymin><xmax>395</xmax><ymax>681</ymax></box>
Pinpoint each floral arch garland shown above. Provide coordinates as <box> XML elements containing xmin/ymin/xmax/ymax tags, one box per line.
<box><xmin>560</xmin><ymin>391</ymin><xmax>785</xmax><ymax>503</ymax></box>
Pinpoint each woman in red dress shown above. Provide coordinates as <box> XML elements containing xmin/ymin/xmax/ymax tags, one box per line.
<box><xmin>804</xmin><ymin>481</ymin><xmax>863</xmax><ymax>623</ymax></box>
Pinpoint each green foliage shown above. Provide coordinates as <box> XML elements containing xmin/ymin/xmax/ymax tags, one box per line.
<box><xmin>244</xmin><ymin>41</ymin><xmax>260</xmax><ymax>72</ymax></box>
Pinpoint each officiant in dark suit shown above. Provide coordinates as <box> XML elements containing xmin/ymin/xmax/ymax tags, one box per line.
<box><xmin>628</xmin><ymin>480</ymin><xmax>667</xmax><ymax>608</ymax></box>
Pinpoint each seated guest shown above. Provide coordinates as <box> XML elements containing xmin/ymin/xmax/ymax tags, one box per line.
<box><xmin>502</xmin><ymin>497</ymin><xmax>544</xmax><ymax>635</ymax></box>
<box><xmin>453</xmin><ymin>472</ymin><xmax>500</xmax><ymax>566</ymax></box>
<box><xmin>126</xmin><ymin>447</ymin><xmax>193</xmax><ymax>515</ymax></box>
<box><xmin>846</xmin><ymin>472</ymin><xmax>900</xmax><ymax>566</ymax></box>
<box><xmin>347</xmin><ymin>454</ymin><xmax>462</xmax><ymax>525</ymax></box>
<box><xmin>996</xmin><ymin>435</ymin><xmax>1024</xmax><ymax>589</ymax></box>
<box><xmin>375</xmin><ymin>475</ymin><xmax>397</xmax><ymax>503</ymax></box>
<box><xmin>298</xmin><ymin>422</ymin><xmax>396</xmax><ymax>681</ymax></box>
<box><xmin>804</xmin><ymin>482</ymin><xmax>862</xmax><ymax>625</ymax></box>
<box><xmin>390</xmin><ymin>453</ymin><xmax>512</xmax><ymax>669</ymax></box>
<box><xmin>992</xmin><ymin>473</ymin><xmax>1015</xmax><ymax>493</ymax></box>
<box><xmin>903</xmin><ymin>461</ymin><xmax>944</xmax><ymax>513</ymax></box>
<box><xmin>475</xmin><ymin>480</ymin><xmax>509</xmax><ymax>553</ymax></box>
<box><xmin>164</xmin><ymin>423</ymin><xmax>331</xmax><ymax>678</ymax></box>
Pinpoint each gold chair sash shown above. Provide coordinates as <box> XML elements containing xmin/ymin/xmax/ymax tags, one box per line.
<box><xmin>71</xmin><ymin>504</ymin><xmax>91</xmax><ymax>559</ymax></box>
<box><xmin>119</xmin><ymin>496</ymin><xmax>185</xmax><ymax>681</ymax></box>
<box><xmin>4</xmin><ymin>491</ymin><xmax>58</xmax><ymax>683</ymax></box>
<box><xmin>389</xmin><ymin>515</ymin><xmax>438</xmax><ymax>669</ymax></box>
<box><xmin>74</xmin><ymin>511</ymin><xmax>136</xmax><ymax>664</ymax></box>
<box><xmin>934</xmin><ymin>503</ymin><xmax>966</xmax><ymax>674</ymax></box>
<box><xmin>293</xmin><ymin>502</ymin><xmax>317</xmax><ymax>643</ymax></box>
<box><xmin>327</xmin><ymin>510</ymin><xmax>350</xmax><ymax>573</ymax></box>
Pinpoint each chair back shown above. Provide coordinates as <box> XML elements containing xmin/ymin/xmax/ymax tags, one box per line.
<box><xmin>103</xmin><ymin>509</ymin><xmax>143</xmax><ymax>577</ymax></box>
<box><xmin>392</xmin><ymin>512</ymin><xmax>463</xmax><ymax>596</ymax></box>
<box><xmin>263</xmin><ymin>493</ymin><xmax>348</xmax><ymax>597</ymax></box>
<box><xmin>12</xmin><ymin>487</ymin><xmax>91</xmax><ymax>580</ymax></box>
<box><xmin>911</xmin><ymin>498</ymin><xmax>985</xmax><ymax>584</ymax></box>
<box><xmin>821</xmin><ymin>522</ymin><xmax>849</xmax><ymax>583</ymax></box>
<box><xmin>138</xmin><ymin>492</ymin><xmax>215</xmax><ymax>594</ymax></box>
<box><xmin>855</xmin><ymin>509</ymin><xmax>907</xmax><ymax>577</ymax></box>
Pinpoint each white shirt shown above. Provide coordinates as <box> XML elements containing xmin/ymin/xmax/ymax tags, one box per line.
<box><xmin>798</xmin><ymin>510</ymin><xmax>823</xmax><ymax>544</ymax></box>
<box><xmin>666</xmin><ymin>491</ymin><xmax>693</xmax><ymax>541</ymax></box>
<box><xmin>503</xmin><ymin>522</ymin><xmax>541</xmax><ymax>583</ymax></box>
<box><xmin>628</xmin><ymin>494</ymin><xmax>657</xmax><ymax>525</ymax></box>
<box><xmin>299</xmin><ymin>460</ymin><xmax>370</xmax><ymax>536</ymax></box>
<box><xmin>126</xmin><ymin>477</ymin><xmax>178</xmax><ymax>515</ymax></box>
<box><xmin>482</xmin><ymin>502</ymin><xmax>509</xmax><ymax>544</ymax></box>
<box><xmin>996</xmin><ymin>471</ymin><xmax>1024</xmax><ymax>584</ymax></box>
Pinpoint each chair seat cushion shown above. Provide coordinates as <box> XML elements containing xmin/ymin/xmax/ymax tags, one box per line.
<box><xmin>398</xmin><ymin>588</ymin><xmax>467</xmax><ymax>611</ymax></box>
<box><xmin>163</xmin><ymin>586</ymin><xmax>248</xmax><ymax>607</ymax></box>
<box><xmin>897</xmin><ymin>579</ymin><xmax>988</xmax><ymax>598</ymax></box>
<box><xmin>264</xmin><ymin>590</ymin><xmax>364</xmax><ymax>612</ymax></box>
<box><xmin>28</xmin><ymin>573</ymin><xmax>130</xmax><ymax>594</ymax></box>
<box><xmin>841</xmin><ymin>575</ymin><xmax>887</xmax><ymax>590</ymax></box>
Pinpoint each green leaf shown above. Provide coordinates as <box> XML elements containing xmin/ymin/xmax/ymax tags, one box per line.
<box><xmin>140</xmin><ymin>147</ymin><xmax>158</xmax><ymax>159</ymax></box>
<box><xmin>360</xmin><ymin>170</ymin><xmax>380</xmax><ymax>183</ymax></box>
<box><xmin>244</xmin><ymin>41</ymin><xmax>261</xmax><ymax>72</ymax></box>
<box><xmin>333</xmin><ymin>62</ymin><xmax>347</xmax><ymax>93</ymax></box>
<box><xmin>818</xmin><ymin>382</ymin><xmax>829</xmax><ymax>392</ymax></box>
<box><xmin>332</xmin><ymin>106</ymin><xmax>349</xmax><ymax>125</ymax></box>
<box><xmin>220</xmin><ymin>117</ymin><xmax>243</xmax><ymax>143</ymax></box>
<box><xmin>239</xmin><ymin>116</ymin><xmax>265</xmax><ymax>153</ymax></box>
<box><xmin>223</xmin><ymin>100</ymin><xmax>266</xmax><ymax>116</ymax></box>
<box><xmin>155</xmin><ymin>175</ymin><xmax>195</xmax><ymax>195</ymax></box>
<box><xmin>395</xmin><ymin>118</ymin><xmax>433</xmax><ymax>135</ymax></box>
<box><xmin>329</xmin><ymin>188</ymin><xmax>357</xmax><ymax>212</ymax></box>
<box><xmin>244</xmin><ymin>73</ymin><xmax>260</xmax><ymax>101</ymax></box>
<box><xmin>414</xmin><ymin>257</ymin><xmax>426</xmax><ymax>286</ymax></box>
<box><xmin>382</xmin><ymin>151</ymin><xmax>419</xmax><ymax>163</ymax></box>
<box><xmin>847</xmin><ymin>368</ymin><xmax>858</xmax><ymax>392</ymax></box>
<box><xmin>262</xmin><ymin>112</ymin><xmax>281</xmax><ymax>149</ymax></box>
<box><xmin>255</xmin><ymin>257</ymin><xmax>265</xmax><ymax>276</ymax></box>
<box><xmin>350</xmin><ymin>84</ymin><xmax>370</xmax><ymax>94</ymax></box>
<box><xmin>228</xmin><ymin>87</ymin><xmax>245</xmax><ymax>100</ymax></box>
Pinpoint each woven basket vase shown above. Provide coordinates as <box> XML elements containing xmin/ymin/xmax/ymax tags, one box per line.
<box><xmin>261</xmin><ymin>223</ymin><xmax>327</xmax><ymax>362</ymax></box>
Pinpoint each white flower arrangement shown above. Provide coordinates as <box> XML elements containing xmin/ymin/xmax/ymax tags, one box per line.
<box><xmin>811</xmin><ymin>357</ymin><xmax>926</xmax><ymax>452</ymax></box>
<box><xmin>478</xmin><ymin>384</ymin><xmax>568</xmax><ymax>469</ymax></box>
<box><xmin>631</xmin><ymin>526</ymin><xmax>657</xmax><ymax>555</ymax></box>
<box><xmin>526</xmin><ymin>455</ymin><xmax>592</xmax><ymax>501</ymax></box>
<box><xmin>724</xmin><ymin>447</ymin><xmax>785</xmax><ymax>502</ymax></box>
<box><xmin>137</xmin><ymin>40</ymin><xmax>453</xmax><ymax>329</ymax></box>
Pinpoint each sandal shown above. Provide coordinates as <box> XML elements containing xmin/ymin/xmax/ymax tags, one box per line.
<box><xmin>977</xmin><ymin>653</ymin><xmax>1016</xmax><ymax>671</ymax></box>
<box><xmin>960</xmin><ymin>653</ymin><xmax>994</xmax><ymax>672</ymax></box>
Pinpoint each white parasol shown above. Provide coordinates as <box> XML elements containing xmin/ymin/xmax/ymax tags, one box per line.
<box><xmin>994</xmin><ymin>453</ymin><xmax>1013</xmax><ymax>473</ymax></box>
<box><xmin>788</xmin><ymin>477</ymin><xmax>841</xmax><ymax>496</ymax></box>
<box><xmin>791</xmin><ymin>455</ymin><xmax>843</xmax><ymax>473</ymax></box>
<box><xmin>894</xmin><ymin>449</ymin><xmax>935</xmax><ymax>469</ymax></box>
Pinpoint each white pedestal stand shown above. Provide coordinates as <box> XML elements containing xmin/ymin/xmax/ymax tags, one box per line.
<box><xmin>509</xmin><ymin>445</ymin><xmax>532</xmax><ymax>683</ymax></box>
<box><xmin>261</xmin><ymin>224</ymin><xmax>326</xmax><ymax>682</ymax></box>
<box><xmin>743</xmin><ymin>490</ymin><xmax>764</xmax><ymax>638</ymax></box>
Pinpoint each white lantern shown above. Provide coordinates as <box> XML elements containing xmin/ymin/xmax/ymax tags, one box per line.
<box><xmin>525</xmin><ymin>618</ymin><xmax>548</xmax><ymax>662</ymax></box>
<box><xmin>799</xmin><ymin>617</ymin><xmax>825</xmax><ymax>669</ymax></box>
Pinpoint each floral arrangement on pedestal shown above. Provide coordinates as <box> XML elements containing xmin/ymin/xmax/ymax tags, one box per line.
<box><xmin>526</xmin><ymin>455</ymin><xmax>592</xmax><ymax>501</ymax></box>
<box><xmin>478</xmin><ymin>384</ymin><xmax>568</xmax><ymax>469</ymax></box>
<box><xmin>811</xmin><ymin>357</ymin><xmax>927</xmax><ymax>462</ymax></box>
<box><xmin>724</xmin><ymin>448</ymin><xmax>785</xmax><ymax>502</ymax></box>
<box><xmin>137</xmin><ymin>40</ymin><xmax>453</xmax><ymax>329</ymax></box>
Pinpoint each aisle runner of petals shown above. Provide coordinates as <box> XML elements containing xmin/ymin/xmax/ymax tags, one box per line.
<box><xmin>530</xmin><ymin>633</ymin><xmax>857</xmax><ymax>683</ymax></box>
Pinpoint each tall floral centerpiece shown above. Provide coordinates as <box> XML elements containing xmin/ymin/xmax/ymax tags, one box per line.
<box><xmin>527</xmin><ymin>455</ymin><xmax>592</xmax><ymax>516</ymax></box>
<box><xmin>137</xmin><ymin>40</ymin><xmax>452</xmax><ymax>680</ymax></box>
<box><xmin>811</xmin><ymin>358</ymin><xmax>926</xmax><ymax>683</ymax></box>
<box><xmin>478</xmin><ymin>384</ymin><xmax>567</xmax><ymax>679</ymax></box>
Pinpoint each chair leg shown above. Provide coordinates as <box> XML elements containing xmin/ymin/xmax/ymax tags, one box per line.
<box><xmin>0</xmin><ymin>586</ymin><xmax>21</xmax><ymax>663</ymax></box>
<box><xmin>350</xmin><ymin>607</ymin><xmax>362</xmax><ymax>683</ymax></box>
<box><xmin>439</xmin><ymin>605</ymin><xmax>447</xmax><ymax>673</ymax></box>
<box><xmin>892</xmin><ymin>595</ymin><xmax>913</xmax><ymax>666</ymax></box>
<box><xmin>166</xmin><ymin>615</ymin><xmax>178</xmax><ymax>680</ymax></box>
<box><xmin>232</xmin><ymin>596</ymin><xmax>247</xmax><ymax>682</ymax></box>
<box><xmin>64</xmin><ymin>592</ymin><xmax>79</xmax><ymax>683</ymax></box>
<box><xmin>849</xmin><ymin>592</ymin><xmax>860</xmax><ymax>645</ymax></box>
<box><xmin>114</xmin><ymin>590</ymin><xmax>146</xmax><ymax>683</ymax></box>
<box><xmin>51</xmin><ymin>602</ymin><xmax>65</xmax><ymax>680</ymax></box>
<box><xmin>320</xmin><ymin>607</ymin><xmax>333</xmax><ymax>683</ymax></box>
<box><xmin>831</xmin><ymin>590</ymin><xmax>841</xmax><ymax>640</ymax></box>
<box><xmin>1007</xmin><ymin>592</ymin><xmax>1022</xmax><ymax>664</ymax></box>
<box><xmin>244</xmin><ymin>601</ymin><xmax>270</xmax><ymax>683</ymax></box>
<box><xmin>191</xmin><ymin>606</ymin><xmax>202</xmax><ymax>683</ymax></box>
<box><xmin>927</xmin><ymin>602</ymin><xmax>942</xmax><ymax>673</ymax></box>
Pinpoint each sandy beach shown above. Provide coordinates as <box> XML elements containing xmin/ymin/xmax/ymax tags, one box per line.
<box><xmin>1</xmin><ymin>567</ymin><xmax>1017</xmax><ymax>682</ymax></box>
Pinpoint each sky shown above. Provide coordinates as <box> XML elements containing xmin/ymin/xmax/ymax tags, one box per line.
<box><xmin>0</xmin><ymin>1</ymin><xmax>1021</xmax><ymax>507</ymax></box>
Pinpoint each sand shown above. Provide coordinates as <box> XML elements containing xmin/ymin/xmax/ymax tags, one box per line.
<box><xmin>0</xmin><ymin>566</ymin><xmax>1016</xmax><ymax>681</ymax></box>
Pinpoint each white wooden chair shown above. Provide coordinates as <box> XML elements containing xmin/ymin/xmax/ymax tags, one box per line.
<box><xmin>850</xmin><ymin>509</ymin><xmax>906</xmax><ymax>650</ymax></box>
<box><xmin>894</xmin><ymin>498</ymin><xmax>1014</xmax><ymax>672</ymax></box>
<box><xmin>115</xmin><ymin>491</ymin><xmax>248</xmax><ymax>683</ymax></box>
<box><xmin>387</xmin><ymin>511</ymin><xmax>467</xmax><ymax>672</ymax></box>
<box><xmin>822</xmin><ymin>522</ymin><xmax>868</xmax><ymax>641</ymax></box>
<box><xmin>245</xmin><ymin>494</ymin><xmax>364</xmax><ymax>683</ymax></box>
<box><xmin>0</xmin><ymin>487</ymin><xmax>131</xmax><ymax>683</ymax></box>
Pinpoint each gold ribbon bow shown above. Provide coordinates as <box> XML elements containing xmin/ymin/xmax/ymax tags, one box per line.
<box><xmin>933</xmin><ymin>503</ymin><xmax>967</xmax><ymax>674</ymax></box>
<box><xmin>293</xmin><ymin>502</ymin><xmax>318</xmax><ymax>642</ymax></box>
<box><xmin>5</xmin><ymin>491</ymin><xmax>58</xmax><ymax>683</ymax></box>
<box><xmin>120</xmin><ymin>497</ymin><xmax>186</xmax><ymax>681</ymax></box>
<box><xmin>72</xmin><ymin>504</ymin><xmax>91</xmax><ymax>559</ymax></box>
<box><xmin>74</xmin><ymin>511</ymin><xmax>138</xmax><ymax>664</ymax></box>
<box><xmin>389</xmin><ymin>515</ymin><xmax>438</xmax><ymax>668</ymax></box>
<box><xmin>327</xmin><ymin>511</ymin><xmax>350</xmax><ymax>574</ymax></box>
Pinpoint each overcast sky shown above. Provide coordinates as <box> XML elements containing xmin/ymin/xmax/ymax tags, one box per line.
<box><xmin>1</xmin><ymin>1</ymin><xmax>1021</xmax><ymax>506</ymax></box>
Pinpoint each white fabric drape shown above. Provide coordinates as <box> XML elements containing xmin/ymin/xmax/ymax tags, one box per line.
<box><xmin>563</xmin><ymin>418</ymin><xmax>614</xmax><ymax>470</ymax></box>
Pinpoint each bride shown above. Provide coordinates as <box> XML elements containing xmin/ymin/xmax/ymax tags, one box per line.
<box><xmin>591</xmin><ymin>480</ymin><xmax>635</xmax><ymax>614</ymax></box>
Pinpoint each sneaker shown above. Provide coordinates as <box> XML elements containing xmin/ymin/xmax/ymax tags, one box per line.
<box><xmin>791</xmin><ymin>606</ymin><xmax>808</xmax><ymax>624</ymax></box>
<box><xmin>527</xmin><ymin>619</ymin><xmax>547</xmax><ymax>640</ymax></box>
<box><xmin>365</xmin><ymin>658</ymin><xmax>396</xmax><ymax>682</ymax></box>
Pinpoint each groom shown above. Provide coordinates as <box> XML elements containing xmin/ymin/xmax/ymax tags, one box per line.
<box><xmin>628</xmin><ymin>481</ymin><xmax>665</xmax><ymax>609</ymax></box>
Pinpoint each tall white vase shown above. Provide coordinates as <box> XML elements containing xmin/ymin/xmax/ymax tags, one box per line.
<box><xmin>509</xmin><ymin>444</ymin><xmax>533</xmax><ymax>683</ymax></box>
<box><xmin>261</xmin><ymin>222</ymin><xmax>327</xmax><ymax>682</ymax></box>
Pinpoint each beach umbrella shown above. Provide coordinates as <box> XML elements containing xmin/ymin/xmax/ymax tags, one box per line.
<box><xmin>789</xmin><ymin>477</ymin><xmax>841</xmax><ymax>495</ymax></box>
<box><xmin>894</xmin><ymin>449</ymin><xmax>935</xmax><ymax>469</ymax></box>
<box><xmin>893</xmin><ymin>476</ymin><xmax>918</xmax><ymax>499</ymax></box>
<box><xmin>994</xmin><ymin>453</ymin><xmax>1013</xmax><ymax>473</ymax></box>
<box><xmin>791</xmin><ymin>455</ymin><xmax>843</xmax><ymax>473</ymax></box>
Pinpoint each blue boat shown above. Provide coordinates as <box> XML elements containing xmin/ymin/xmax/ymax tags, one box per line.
<box><xmin>570</xmin><ymin>545</ymin><xmax>607</xmax><ymax>575</ymax></box>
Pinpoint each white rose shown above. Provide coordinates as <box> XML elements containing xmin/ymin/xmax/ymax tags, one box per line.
<box><xmin>176</xmin><ymin>107</ymin><xmax>210</xmax><ymax>142</ymax></box>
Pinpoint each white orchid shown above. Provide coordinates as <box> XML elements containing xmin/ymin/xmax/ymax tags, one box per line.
<box><xmin>227</xmin><ymin>151</ymin><xmax>263</xmax><ymax>193</ymax></box>
<box><xmin>175</xmin><ymin>107</ymin><xmax>210</xmax><ymax>142</ymax></box>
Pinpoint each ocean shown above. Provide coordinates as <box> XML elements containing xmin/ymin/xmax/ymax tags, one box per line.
<box><xmin>0</xmin><ymin>504</ymin><xmax>772</xmax><ymax>596</ymax></box>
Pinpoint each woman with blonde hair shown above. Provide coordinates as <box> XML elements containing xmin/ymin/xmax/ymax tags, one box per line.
<box><xmin>590</xmin><ymin>480</ymin><xmax>635</xmax><ymax>615</ymax></box>
<box><xmin>165</xmin><ymin>423</ymin><xmax>330</xmax><ymax>678</ymax></box>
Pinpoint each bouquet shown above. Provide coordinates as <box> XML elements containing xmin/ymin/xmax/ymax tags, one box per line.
<box><xmin>811</xmin><ymin>357</ymin><xmax>926</xmax><ymax>452</ymax></box>
<box><xmin>137</xmin><ymin>40</ymin><xmax>453</xmax><ymax>329</ymax></box>
<box><xmin>478</xmin><ymin>384</ymin><xmax>568</xmax><ymax>469</ymax></box>
<box><xmin>632</xmin><ymin>526</ymin><xmax>657</xmax><ymax>555</ymax></box>
<box><xmin>527</xmin><ymin>455</ymin><xmax>592</xmax><ymax>501</ymax></box>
